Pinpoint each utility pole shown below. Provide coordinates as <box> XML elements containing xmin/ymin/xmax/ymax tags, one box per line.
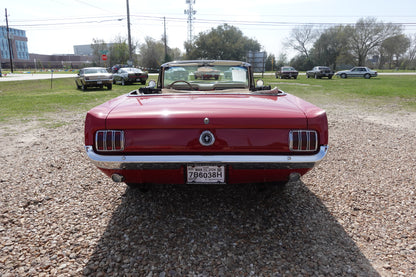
<box><xmin>5</xmin><ymin>8</ymin><xmax>14</xmax><ymax>73</ymax></box>
<box><xmin>163</xmin><ymin>17</ymin><xmax>168</xmax><ymax>62</ymax></box>
<box><xmin>126</xmin><ymin>0</ymin><xmax>133</xmax><ymax>64</ymax></box>
<box><xmin>184</xmin><ymin>0</ymin><xmax>196</xmax><ymax>44</ymax></box>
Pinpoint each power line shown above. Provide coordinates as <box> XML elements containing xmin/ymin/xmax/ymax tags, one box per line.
<box><xmin>9</xmin><ymin>14</ymin><xmax>416</xmax><ymax>31</ymax></box>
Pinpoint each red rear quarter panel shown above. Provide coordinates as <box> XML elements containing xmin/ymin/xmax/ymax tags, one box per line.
<box><xmin>84</xmin><ymin>94</ymin><xmax>126</xmax><ymax>146</ymax></box>
<box><xmin>284</xmin><ymin>94</ymin><xmax>328</xmax><ymax>146</ymax></box>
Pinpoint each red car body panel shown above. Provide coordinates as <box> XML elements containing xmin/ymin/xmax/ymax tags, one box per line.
<box><xmin>85</xmin><ymin>93</ymin><xmax>328</xmax><ymax>149</ymax></box>
<box><xmin>85</xmin><ymin>93</ymin><xmax>328</xmax><ymax>185</ymax></box>
<box><xmin>84</xmin><ymin>60</ymin><xmax>328</xmax><ymax>187</ymax></box>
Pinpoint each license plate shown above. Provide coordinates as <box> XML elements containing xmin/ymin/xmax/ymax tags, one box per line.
<box><xmin>136</xmin><ymin>78</ymin><xmax>141</xmax><ymax>81</ymax></box>
<box><xmin>97</xmin><ymin>81</ymin><xmax>102</xmax><ymax>84</ymax></box>
<box><xmin>187</xmin><ymin>164</ymin><xmax>225</xmax><ymax>184</ymax></box>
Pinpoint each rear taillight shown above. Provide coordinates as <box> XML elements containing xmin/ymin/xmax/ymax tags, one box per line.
<box><xmin>95</xmin><ymin>130</ymin><xmax>124</xmax><ymax>151</ymax></box>
<box><xmin>289</xmin><ymin>130</ymin><xmax>318</xmax><ymax>152</ymax></box>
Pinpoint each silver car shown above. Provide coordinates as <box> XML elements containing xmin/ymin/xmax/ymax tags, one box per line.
<box><xmin>75</xmin><ymin>67</ymin><xmax>113</xmax><ymax>90</ymax></box>
<box><xmin>336</xmin><ymin>67</ymin><xmax>377</xmax><ymax>79</ymax></box>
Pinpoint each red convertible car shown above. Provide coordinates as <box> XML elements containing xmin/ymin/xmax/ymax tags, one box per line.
<box><xmin>85</xmin><ymin>60</ymin><xmax>328</xmax><ymax>191</ymax></box>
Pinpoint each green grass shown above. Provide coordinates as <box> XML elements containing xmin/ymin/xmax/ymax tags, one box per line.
<box><xmin>262</xmin><ymin>75</ymin><xmax>416</xmax><ymax>110</ymax></box>
<box><xmin>0</xmin><ymin>75</ymin><xmax>414</xmax><ymax>126</ymax></box>
<box><xmin>0</xmin><ymin>77</ymin><xmax>157</xmax><ymax>123</ymax></box>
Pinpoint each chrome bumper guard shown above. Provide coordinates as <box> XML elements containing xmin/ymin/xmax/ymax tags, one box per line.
<box><xmin>85</xmin><ymin>145</ymin><xmax>328</xmax><ymax>170</ymax></box>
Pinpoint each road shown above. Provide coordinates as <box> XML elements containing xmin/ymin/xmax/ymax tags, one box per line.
<box><xmin>0</xmin><ymin>73</ymin><xmax>77</xmax><ymax>82</ymax></box>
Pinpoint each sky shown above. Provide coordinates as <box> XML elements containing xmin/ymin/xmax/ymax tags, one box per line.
<box><xmin>3</xmin><ymin>0</ymin><xmax>416</xmax><ymax>59</ymax></box>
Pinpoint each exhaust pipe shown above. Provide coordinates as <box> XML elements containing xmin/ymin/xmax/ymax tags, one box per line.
<box><xmin>111</xmin><ymin>174</ymin><xmax>125</xmax><ymax>183</ymax></box>
<box><xmin>289</xmin><ymin>172</ymin><xmax>301</xmax><ymax>182</ymax></box>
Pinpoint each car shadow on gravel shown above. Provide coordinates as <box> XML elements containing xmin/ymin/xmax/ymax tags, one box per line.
<box><xmin>83</xmin><ymin>181</ymin><xmax>380</xmax><ymax>276</ymax></box>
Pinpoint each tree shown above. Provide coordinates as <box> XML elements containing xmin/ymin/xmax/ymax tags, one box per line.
<box><xmin>276</xmin><ymin>53</ymin><xmax>289</xmax><ymax>68</ymax></box>
<box><xmin>348</xmin><ymin>17</ymin><xmax>402</xmax><ymax>66</ymax></box>
<box><xmin>185</xmin><ymin>24</ymin><xmax>261</xmax><ymax>60</ymax></box>
<box><xmin>137</xmin><ymin>37</ymin><xmax>183</xmax><ymax>69</ymax></box>
<box><xmin>379</xmin><ymin>35</ymin><xmax>410</xmax><ymax>69</ymax></box>
<box><xmin>265</xmin><ymin>53</ymin><xmax>276</xmax><ymax>71</ymax></box>
<box><xmin>404</xmin><ymin>34</ymin><xmax>416</xmax><ymax>69</ymax></box>
<box><xmin>289</xmin><ymin>54</ymin><xmax>314</xmax><ymax>71</ymax></box>
<box><xmin>91</xmin><ymin>38</ymin><xmax>109</xmax><ymax>66</ymax></box>
<box><xmin>287</xmin><ymin>25</ymin><xmax>317</xmax><ymax>59</ymax></box>
<box><xmin>310</xmin><ymin>26</ymin><xmax>350</xmax><ymax>69</ymax></box>
<box><xmin>137</xmin><ymin>37</ymin><xmax>165</xmax><ymax>70</ymax></box>
<box><xmin>109</xmin><ymin>37</ymin><xmax>133</xmax><ymax>66</ymax></box>
<box><xmin>275</xmin><ymin>53</ymin><xmax>288</xmax><ymax>69</ymax></box>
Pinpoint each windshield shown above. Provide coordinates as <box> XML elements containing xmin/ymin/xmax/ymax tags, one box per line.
<box><xmin>85</xmin><ymin>68</ymin><xmax>108</xmax><ymax>74</ymax></box>
<box><xmin>163</xmin><ymin>64</ymin><xmax>249</xmax><ymax>90</ymax></box>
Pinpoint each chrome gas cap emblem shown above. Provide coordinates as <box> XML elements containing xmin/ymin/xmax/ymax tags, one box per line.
<box><xmin>199</xmin><ymin>130</ymin><xmax>215</xmax><ymax>146</ymax></box>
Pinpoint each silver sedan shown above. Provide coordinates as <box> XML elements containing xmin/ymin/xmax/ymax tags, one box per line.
<box><xmin>336</xmin><ymin>67</ymin><xmax>378</xmax><ymax>79</ymax></box>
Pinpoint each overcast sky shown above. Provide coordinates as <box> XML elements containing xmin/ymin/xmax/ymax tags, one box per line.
<box><xmin>4</xmin><ymin>0</ymin><xmax>416</xmax><ymax>59</ymax></box>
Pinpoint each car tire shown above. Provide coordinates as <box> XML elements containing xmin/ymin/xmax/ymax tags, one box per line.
<box><xmin>306</xmin><ymin>74</ymin><xmax>310</xmax><ymax>78</ymax></box>
<box><xmin>364</xmin><ymin>73</ymin><xmax>371</xmax><ymax>79</ymax></box>
<box><xmin>328</xmin><ymin>76</ymin><xmax>332</xmax><ymax>79</ymax></box>
<box><xmin>107</xmin><ymin>84</ymin><xmax>112</xmax><ymax>90</ymax></box>
<box><xmin>81</xmin><ymin>84</ymin><xmax>87</xmax><ymax>91</ymax></box>
<box><xmin>141</xmin><ymin>80</ymin><xmax>146</xmax><ymax>85</ymax></box>
<box><xmin>294</xmin><ymin>76</ymin><xmax>297</xmax><ymax>79</ymax></box>
<box><xmin>340</xmin><ymin>73</ymin><xmax>347</xmax><ymax>79</ymax></box>
<box><xmin>76</xmin><ymin>82</ymin><xmax>81</xmax><ymax>89</ymax></box>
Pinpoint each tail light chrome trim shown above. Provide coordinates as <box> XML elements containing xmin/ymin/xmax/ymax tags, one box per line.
<box><xmin>289</xmin><ymin>130</ymin><xmax>318</xmax><ymax>152</ymax></box>
<box><xmin>95</xmin><ymin>130</ymin><xmax>124</xmax><ymax>152</ymax></box>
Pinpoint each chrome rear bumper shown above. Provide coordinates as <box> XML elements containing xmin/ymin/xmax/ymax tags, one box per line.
<box><xmin>85</xmin><ymin>145</ymin><xmax>328</xmax><ymax>170</ymax></box>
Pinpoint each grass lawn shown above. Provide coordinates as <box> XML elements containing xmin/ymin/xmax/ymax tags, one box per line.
<box><xmin>262</xmin><ymin>74</ymin><xmax>416</xmax><ymax>111</ymax></box>
<box><xmin>0</xmin><ymin>74</ymin><xmax>414</xmax><ymax>125</ymax></box>
<box><xmin>0</xmin><ymin>77</ymin><xmax>158</xmax><ymax>124</ymax></box>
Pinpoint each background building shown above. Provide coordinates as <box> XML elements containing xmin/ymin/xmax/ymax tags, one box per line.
<box><xmin>0</xmin><ymin>26</ymin><xmax>92</xmax><ymax>70</ymax></box>
<box><xmin>0</xmin><ymin>26</ymin><xmax>29</xmax><ymax>69</ymax></box>
<box><xmin>74</xmin><ymin>44</ymin><xmax>94</xmax><ymax>56</ymax></box>
<box><xmin>74</xmin><ymin>43</ymin><xmax>114</xmax><ymax>56</ymax></box>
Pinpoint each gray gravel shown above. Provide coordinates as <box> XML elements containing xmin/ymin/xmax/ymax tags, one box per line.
<box><xmin>0</xmin><ymin>102</ymin><xmax>415</xmax><ymax>276</ymax></box>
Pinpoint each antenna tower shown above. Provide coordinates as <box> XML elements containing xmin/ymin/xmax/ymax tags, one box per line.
<box><xmin>184</xmin><ymin>0</ymin><xmax>196</xmax><ymax>43</ymax></box>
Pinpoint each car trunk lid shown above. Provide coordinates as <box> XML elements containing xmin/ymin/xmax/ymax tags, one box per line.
<box><xmin>105</xmin><ymin>94</ymin><xmax>308</xmax><ymax>153</ymax></box>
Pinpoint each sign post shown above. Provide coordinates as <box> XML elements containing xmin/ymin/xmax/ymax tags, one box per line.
<box><xmin>101</xmin><ymin>54</ymin><xmax>108</xmax><ymax>67</ymax></box>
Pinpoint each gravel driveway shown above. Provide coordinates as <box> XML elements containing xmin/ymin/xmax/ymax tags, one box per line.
<box><xmin>0</xmin><ymin>101</ymin><xmax>415</xmax><ymax>276</ymax></box>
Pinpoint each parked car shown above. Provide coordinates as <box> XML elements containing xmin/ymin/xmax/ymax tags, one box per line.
<box><xmin>194</xmin><ymin>66</ymin><xmax>221</xmax><ymax>80</ymax></box>
<box><xmin>113</xmin><ymin>67</ymin><xmax>148</xmax><ymax>85</ymax></box>
<box><xmin>164</xmin><ymin>66</ymin><xmax>189</xmax><ymax>81</ymax></box>
<box><xmin>275</xmin><ymin>66</ymin><xmax>299</xmax><ymax>79</ymax></box>
<box><xmin>335</xmin><ymin>67</ymin><xmax>378</xmax><ymax>79</ymax></box>
<box><xmin>306</xmin><ymin>66</ymin><xmax>334</xmax><ymax>79</ymax></box>
<box><xmin>75</xmin><ymin>67</ymin><xmax>113</xmax><ymax>90</ymax></box>
<box><xmin>84</xmin><ymin>60</ymin><xmax>328</xmax><ymax>192</ymax></box>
